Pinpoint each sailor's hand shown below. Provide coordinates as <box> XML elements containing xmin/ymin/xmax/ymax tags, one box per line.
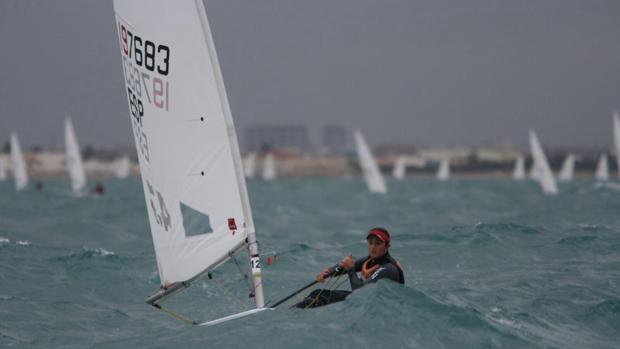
<box><xmin>361</xmin><ymin>260</ymin><xmax>380</xmax><ymax>279</ymax></box>
<box><xmin>316</xmin><ymin>268</ymin><xmax>330</xmax><ymax>283</ymax></box>
<box><xmin>339</xmin><ymin>254</ymin><xmax>355</xmax><ymax>271</ymax></box>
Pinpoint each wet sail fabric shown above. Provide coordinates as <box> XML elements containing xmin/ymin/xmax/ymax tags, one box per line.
<box><xmin>10</xmin><ymin>132</ymin><xmax>28</xmax><ymax>190</ymax></box>
<box><xmin>557</xmin><ymin>154</ymin><xmax>575</xmax><ymax>182</ymax></box>
<box><xmin>613</xmin><ymin>111</ymin><xmax>620</xmax><ymax>178</ymax></box>
<box><xmin>115</xmin><ymin>155</ymin><xmax>131</xmax><ymax>178</ymax></box>
<box><xmin>113</xmin><ymin>0</ymin><xmax>262</xmax><ymax>305</ymax></box>
<box><xmin>436</xmin><ymin>159</ymin><xmax>450</xmax><ymax>181</ymax></box>
<box><xmin>262</xmin><ymin>153</ymin><xmax>276</xmax><ymax>180</ymax></box>
<box><xmin>0</xmin><ymin>157</ymin><xmax>6</xmax><ymax>180</ymax></box>
<box><xmin>65</xmin><ymin>117</ymin><xmax>86</xmax><ymax>195</ymax></box>
<box><xmin>595</xmin><ymin>154</ymin><xmax>609</xmax><ymax>181</ymax></box>
<box><xmin>513</xmin><ymin>156</ymin><xmax>525</xmax><ymax>180</ymax></box>
<box><xmin>393</xmin><ymin>156</ymin><xmax>406</xmax><ymax>180</ymax></box>
<box><xmin>354</xmin><ymin>130</ymin><xmax>387</xmax><ymax>194</ymax></box>
<box><xmin>528</xmin><ymin>130</ymin><xmax>558</xmax><ymax>195</ymax></box>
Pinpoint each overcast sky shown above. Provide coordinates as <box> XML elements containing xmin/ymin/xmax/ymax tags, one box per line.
<box><xmin>1</xmin><ymin>0</ymin><xmax>619</xmax><ymax>151</ymax></box>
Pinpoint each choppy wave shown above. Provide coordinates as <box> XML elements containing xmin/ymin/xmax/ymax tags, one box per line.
<box><xmin>50</xmin><ymin>247</ymin><xmax>119</xmax><ymax>263</ymax></box>
<box><xmin>1</xmin><ymin>178</ymin><xmax>620</xmax><ymax>348</ymax></box>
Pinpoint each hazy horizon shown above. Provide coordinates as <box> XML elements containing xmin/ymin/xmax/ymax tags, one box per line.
<box><xmin>1</xmin><ymin>0</ymin><xmax>619</xmax><ymax>152</ymax></box>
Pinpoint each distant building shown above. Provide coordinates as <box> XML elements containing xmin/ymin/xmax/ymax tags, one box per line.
<box><xmin>243</xmin><ymin>125</ymin><xmax>312</xmax><ymax>153</ymax></box>
<box><xmin>321</xmin><ymin>125</ymin><xmax>348</xmax><ymax>154</ymax></box>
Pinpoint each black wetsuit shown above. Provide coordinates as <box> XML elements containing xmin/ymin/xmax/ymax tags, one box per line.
<box><xmin>294</xmin><ymin>252</ymin><xmax>404</xmax><ymax>308</ymax></box>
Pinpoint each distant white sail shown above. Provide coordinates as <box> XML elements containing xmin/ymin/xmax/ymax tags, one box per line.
<box><xmin>244</xmin><ymin>153</ymin><xmax>256</xmax><ymax>178</ymax></box>
<box><xmin>262</xmin><ymin>153</ymin><xmax>276</xmax><ymax>180</ymax></box>
<box><xmin>392</xmin><ymin>156</ymin><xmax>406</xmax><ymax>180</ymax></box>
<box><xmin>595</xmin><ymin>154</ymin><xmax>609</xmax><ymax>181</ymax></box>
<box><xmin>354</xmin><ymin>130</ymin><xmax>387</xmax><ymax>193</ymax></box>
<box><xmin>613</xmin><ymin>111</ymin><xmax>620</xmax><ymax>178</ymax></box>
<box><xmin>436</xmin><ymin>158</ymin><xmax>450</xmax><ymax>181</ymax></box>
<box><xmin>513</xmin><ymin>156</ymin><xmax>525</xmax><ymax>180</ymax></box>
<box><xmin>115</xmin><ymin>155</ymin><xmax>131</xmax><ymax>178</ymax></box>
<box><xmin>114</xmin><ymin>0</ymin><xmax>264</xmax><ymax>313</ymax></box>
<box><xmin>528</xmin><ymin>130</ymin><xmax>558</xmax><ymax>195</ymax></box>
<box><xmin>0</xmin><ymin>157</ymin><xmax>6</xmax><ymax>180</ymax></box>
<box><xmin>557</xmin><ymin>154</ymin><xmax>575</xmax><ymax>182</ymax></box>
<box><xmin>65</xmin><ymin>117</ymin><xmax>87</xmax><ymax>195</ymax></box>
<box><xmin>10</xmin><ymin>132</ymin><xmax>28</xmax><ymax>190</ymax></box>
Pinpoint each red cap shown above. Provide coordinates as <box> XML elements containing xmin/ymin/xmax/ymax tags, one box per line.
<box><xmin>366</xmin><ymin>228</ymin><xmax>390</xmax><ymax>243</ymax></box>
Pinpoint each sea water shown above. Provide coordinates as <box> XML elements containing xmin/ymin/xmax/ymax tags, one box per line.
<box><xmin>1</xmin><ymin>178</ymin><xmax>619</xmax><ymax>348</ymax></box>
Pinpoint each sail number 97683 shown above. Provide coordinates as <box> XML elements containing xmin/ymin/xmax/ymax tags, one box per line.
<box><xmin>119</xmin><ymin>23</ymin><xmax>169</xmax><ymax>76</ymax></box>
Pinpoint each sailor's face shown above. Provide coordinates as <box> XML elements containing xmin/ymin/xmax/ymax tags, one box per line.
<box><xmin>367</xmin><ymin>236</ymin><xmax>387</xmax><ymax>259</ymax></box>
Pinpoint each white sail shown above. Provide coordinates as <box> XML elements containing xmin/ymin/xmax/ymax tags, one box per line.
<box><xmin>557</xmin><ymin>154</ymin><xmax>575</xmax><ymax>182</ymax></box>
<box><xmin>528</xmin><ymin>130</ymin><xmax>558</xmax><ymax>195</ymax></box>
<box><xmin>10</xmin><ymin>132</ymin><xmax>28</xmax><ymax>190</ymax></box>
<box><xmin>392</xmin><ymin>156</ymin><xmax>406</xmax><ymax>180</ymax></box>
<box><xmin>513</xmin><ymin>156</ymin><xmax>525</xmax><ymax>180</ymax></box>
<box><xmin>436</xmin><ymin>158</ymin><xmax>450</xmax><ymax>181</ymax></box>
<box><xmin>115</xmin><ymin>155</ymin><xmax>131</xmax><ymax>178</ymax></box>
<box><xmin>613</xmin><ymin>111</ymin><xmax>620</xmax><ymax>178</ymax></box>
<box><xmin>354</xmin><ymin>130</ymin><xmax>387</xmax><ymax>194</ymax></box>
<box><xmin>261</xmin><ymin>153</ymin><xmax>276</xmax><ymax>180</ymax></box>
<box><xmin>0</xmin><ymin>157</ymin><xmax>6</xmax><ymax>180</ymax></box>
<box><xmin>113</xmin><ymin>0</ymin><xmax>264</xmax><ymax>310</ymax></box>
<box><xmin>65</xmin><ymin>117</ymin><xmax>87</xmax><ymax>195</ymax></box>
<box><xmin>595</xmin><ymin>154</ymin><xmax>609</xmax><ymax>181</ymax></box>
<box><xmin>244</xmin><ymin>153</ymin><xmax>256</xmax><ymax>178</ymax></box>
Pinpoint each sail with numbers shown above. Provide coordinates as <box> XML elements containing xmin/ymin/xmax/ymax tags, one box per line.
<box><xmin>113</xmin><ymin>0</ymin><xmax>265</xmax><ymax>325</ymax></box>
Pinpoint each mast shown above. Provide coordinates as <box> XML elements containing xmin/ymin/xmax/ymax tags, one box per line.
<box><xmin>194</xmin><ymin>0</ymin><xmax>264</xmax><ymax>308</ymax></box>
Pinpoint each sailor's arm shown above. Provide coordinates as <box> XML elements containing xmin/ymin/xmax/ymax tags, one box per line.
<box><xmin>316</xmin><ymin>255</ymin><xmax>353</xmax><ymax>282</ymax></box>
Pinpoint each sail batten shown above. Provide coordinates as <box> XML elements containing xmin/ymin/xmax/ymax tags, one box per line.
<box><xmin>113</xmin><ymin>0</ymin><xmax>263</xmax><ymax>308</ymax></box>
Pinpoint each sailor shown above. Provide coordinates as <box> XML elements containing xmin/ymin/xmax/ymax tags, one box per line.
<box><xmin>295</xmin><ymin>227</ymin><xmax>404</xmax><ymax>308</ymax></box>
<box><xmin>93</xmin><ymin>181</ymin><xmax>105</xmax><ymax>195</ymax></box>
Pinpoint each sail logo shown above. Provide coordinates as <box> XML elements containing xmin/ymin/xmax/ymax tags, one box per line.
<box><xmin>228</xmin><ymin>218</ymin><xmax>237</xmax><ymax>235</ymax></box>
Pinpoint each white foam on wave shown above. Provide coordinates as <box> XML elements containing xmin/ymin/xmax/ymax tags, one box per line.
<box><xmin>95</xmin><ymin>248</ymin><xmax>115</xmax><ymax>256</ymax></box>
<box><xmin>0</xmin><ymin>237</ymin><xmax>9</xmax><ymax>244</ymax></box>
<box><xmin>83</xmin><ymin>247</ymin><xmax>116</xmax><ymax>256</ymax></box>
<box><xmin>16</xmin><ymin>241</ymin><xmax>31</xmax><ymax>246</ymax></box>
